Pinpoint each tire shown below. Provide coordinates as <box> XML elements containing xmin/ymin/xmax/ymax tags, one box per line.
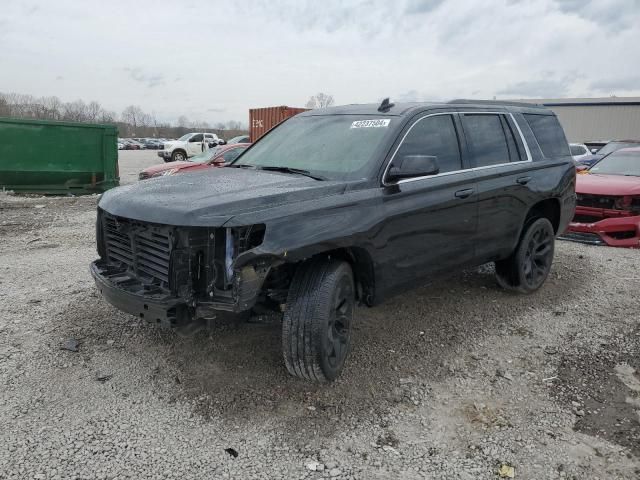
<box><xmin>282</xmin><ymin>259</ymin><xmax>355</xmax><ymax>382</ymax></box>
<box><xmin>495</xmin><ymin>217</ymin><xmax>555</xmax><ymax>293</ymax></box>
<box><xmin>171</xmin><ymin>150</ymin><xmax>186</xmax><ymax>162</ymax></box>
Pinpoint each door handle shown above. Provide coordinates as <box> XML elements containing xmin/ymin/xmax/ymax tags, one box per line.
<box><xmin>454</xmin><ymin>188</ymin><xmax>474</xmax><ymax>199</ymax></box>
<box><xmin>517</xmin><ymin>176</ymin><xmax>532</xmax><ymax>185</ymax></box>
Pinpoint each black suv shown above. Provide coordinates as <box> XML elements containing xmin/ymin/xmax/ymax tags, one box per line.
<box><xmin>91</xmin><ymin>100</ymin><xmax>576</xmax><ymax>382</ymax></box>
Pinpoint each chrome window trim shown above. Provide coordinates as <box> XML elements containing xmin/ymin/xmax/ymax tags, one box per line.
<box><xmin>382</xmin><ymin>111</ymin><xmax>533</xmax><ymax>186</ymax></box>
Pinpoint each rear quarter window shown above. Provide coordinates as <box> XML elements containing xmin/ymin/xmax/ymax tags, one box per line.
<box><xmin>524</xmin><ymin>114</ymin><xmax>570</xmax><ymax>158</ymax></box>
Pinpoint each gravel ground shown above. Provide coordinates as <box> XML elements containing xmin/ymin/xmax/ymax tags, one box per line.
<box><xmin>1</xmin><ymin>157</ymin><xmax>639</xmax><ymax>479</ymax></box>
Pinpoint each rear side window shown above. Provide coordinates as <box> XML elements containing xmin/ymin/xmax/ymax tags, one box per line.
<box><xmin>524</xmin><ymin>114</ymin><xmax>570</xmax><ymax>158</ymax></box>
<box><xmin>461</xmin><ymin>114</ymin><xmax>511</xmax><ymax>167</ymax></box>
<box><xmin>396</xmin><ymin>115</ymin><xmax>462</xmax><ymax>173</ymax></box>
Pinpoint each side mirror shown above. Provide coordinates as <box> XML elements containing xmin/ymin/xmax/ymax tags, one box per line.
<box><xmin>590</xmin><ymin>148</ymin><xmax>598</xmax><ymax>154</ymax></box>
<box><xmin>388</xmin><ymin>155</ymin><xmax>439</xmax><ymax>181</ymax></box>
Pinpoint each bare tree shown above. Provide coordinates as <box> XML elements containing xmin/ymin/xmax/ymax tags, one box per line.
<box><xmin>226</xmin><ymin>120</ymin><xmax>243</xmax><ymax>130</ymax></box>
<box><xmin>0</xmin><ymin>94</ymin><xmax>10</xmax><ymax>117</ymax></box>
<box><xmin>62</xmin><ymin>100</ymin><xmax>88</xmax><ymax>122</ymax></box>
<box><xmin>177</xmin><ymin>115</ymin><xmax>189</xmax><ymax>128</ymax></box>
<box><xmin>0</xmin><ymin>90</ymin><xmax>250</xmax><ymax>138</ymax></box>
<box><xmin>86</xmin><ymin>101</ymin><xmax>102</xmax><ymax>122</ymax></box>
<box><xmin>305</xmin><ymin>92</ymin><xmax>335</xmax><ymax>109</ymax></box>
<box><xmin>122</xmin><ymin>105</ymin><xmax>145</xmax><ymax>130</ymax></box>
<box><xmin>99</xmin><ymin>109</ymin><xmax>117</xmax><ymax>123</ymax></box>
<box><xmin>41</xmin><ymin>96</ymin><xmax>63</xmax><ymax>120</ymax></box>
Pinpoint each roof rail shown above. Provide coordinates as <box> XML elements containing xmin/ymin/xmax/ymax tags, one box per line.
<box><xmin>447</xmin><ymin>99</ymin><xmax>547</xmax><ymax>108</ymax></box>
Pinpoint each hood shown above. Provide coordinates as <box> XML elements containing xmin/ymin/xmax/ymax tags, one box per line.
<box><xmin>100</xmin><ymin>167</ymin><xmax>347</xmax><ymax>226</ymax></box>
<box><xmin>142</xmin><ymin>161</ymin><xmax>193</xmax><ymax>175</ymax></box>
<box><xmin>576</xmin><ymin>173</ymin><xmax>640</xmax><ymax>196</ymax></box>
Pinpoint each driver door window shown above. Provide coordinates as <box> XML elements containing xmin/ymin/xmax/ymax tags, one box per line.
<box><xmin>188</xmin><ymin>134</ymin><xmax>204</xmax><ymax>155</ymax></box>
<box><xmin>394</xmin><ymin>114</ymin><xmax>462</xmax><ymax>175</ymax></box>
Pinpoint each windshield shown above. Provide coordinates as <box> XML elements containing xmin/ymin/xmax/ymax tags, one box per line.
<box><xmin>597</xmin><ymin>142</ymin><xmax>639</xmax><ymax>156</ymax></box>
<box><xmin>177</xmin><ymin>133</ymin><xmax>192</xmax><ymax>141</ymax></box>
<box><xmin>231</xmin><ymin>115</ymin><xmax>394</xmax><ymax>180</ymax></box>
<box><xmin>188</xmin><ymin>148</ymin><xmax>219</xmax><ymax>163</ymax></box>
<box><xmin>590</xmin><ymin>151</ymin><xmax>640</xmax><ymax>176</ymax></box>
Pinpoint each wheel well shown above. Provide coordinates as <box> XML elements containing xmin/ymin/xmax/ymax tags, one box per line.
<box><xmin>172</xmin><ymin>148</ymin><xmax>187</xmax><ymax>156</ymax></box>
<box><xmin>526</xmin><ymin>198</ymin><xmax>561</xmax><ymax>234</ymax></box>
<box><xmin>312</xmin><ymin>247</ymin><xmax>375</xmax><ymax>306</ymax></box>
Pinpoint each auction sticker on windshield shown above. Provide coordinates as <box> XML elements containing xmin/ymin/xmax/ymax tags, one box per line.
<box><xmin>350</xmin><ymin>119</ymin><xmax>391</xmax><ymax>129</ymax></box>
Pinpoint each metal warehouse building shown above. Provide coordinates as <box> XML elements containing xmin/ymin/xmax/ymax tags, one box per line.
<box><xmin>516</xmin><ymin>97</ymin><xmax>640</xmax><ymax>143</ymax></box>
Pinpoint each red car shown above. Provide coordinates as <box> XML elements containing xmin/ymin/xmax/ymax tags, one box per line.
<box><xmin>138</xmin><ymin>143</ymin><xmax>250</xmax><ymax>180</ymax></box>
<box><xmin>565</xmin><ymin>147</ymin><xmax>640</xmax><ymax>248</ymax></box>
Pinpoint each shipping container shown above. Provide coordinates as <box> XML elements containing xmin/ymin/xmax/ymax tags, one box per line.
<box><xmin>249</xmin><ymin>106</ymin><xmax>308</xmax><ymax>142</ymax></box>
<box><xmin>0</xmin><ymin>117</ymin><xmax>119</xmax><ymax>194</ymax></box>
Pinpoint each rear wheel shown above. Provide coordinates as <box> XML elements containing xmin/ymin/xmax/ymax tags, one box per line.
<box><xmin>282</xmin><ymin>259</ymin><xmax>354</xmax><ymax>382</ymax></box>
<box><xmin>495</xmin><ymin>217</ymin><xmax>555</xmax><ymax>293</ymax></box>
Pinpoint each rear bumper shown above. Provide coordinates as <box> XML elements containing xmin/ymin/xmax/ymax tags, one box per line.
<box><xmin>564</xmin><ymin>214</ymin><xmax>640</xmax><ymax>248</ymax></box>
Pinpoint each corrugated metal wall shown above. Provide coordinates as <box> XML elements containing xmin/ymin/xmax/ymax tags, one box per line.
<box><xmin>249</xmin><ymin>106</ymin><xmax>308</xmax><ymax>142</ymax></box>
<box><xmin>548</xmin><ymin>105</ymin><xmax>640</xmax><ymax>142</ymax></box>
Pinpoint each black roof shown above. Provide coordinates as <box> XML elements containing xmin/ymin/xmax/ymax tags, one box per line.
<box><xmin>299</xmin><ymin>99</ymin><xmax>551</xmax><ymax>117</ymax></box>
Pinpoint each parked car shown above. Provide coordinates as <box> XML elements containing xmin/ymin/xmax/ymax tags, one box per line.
<box><xmin>226</xmin><ymin>135</ymin><xmax>250</xmax><ymax>144</ymax></box>
<box><xmin>142</xmin><ymin>139</ymin><xmax>163</xmax><ymax>150</ymax></box>
<box><xmin>204</xmin><ymin>133</ymin><xmax>221</xmax><ymax>148</ymax></box>
<box><xmin>563</xmin><ymin>147</ymin><xmax>640</xmax><ymax>248</ymax></box>
<box><xmin>91</xmin><ymin>100</ymin><xmax>575</xmax><ymax>382</ymax></box>
<box><xmin>121</xmin><ymin>139</ymin><xmax>141</xmax><ymax>150</ymax></box>
<box><xmin>570</xmin><ymin>143</ymin><xmax>591</xmax><ymax>162</ymax></box>
<box><xmin>157</xmin><ymin>132</ymin><xmax>220</xmax><ymax>162</ymax></box>
<box><xmin>139</xmin><ymin>144</ymin><xmax>250</xmax><ymax>180</ymax></box>
<box><xmin>117</xmin><ymin>142</ymin><xmax>125</xmax><ymax>150</ymax></box>
<box><xmin>584</xmin><ymin>140</ymin><xmax>609</xmax><ymax>154</ymax></box>
<box><xmin>576</xmin><ymin>140</ymin><xmax>640</xmax><ymax>168</ymax></box>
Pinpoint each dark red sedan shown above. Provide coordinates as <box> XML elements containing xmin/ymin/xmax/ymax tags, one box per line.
<box><xmin>565</xmin><ymin>147</ymin><xmax>640</xmax><ymax>248</ymax></box>
<box><xmin>138</xmin><ymin>143</ymin><xmax>250</xmax><ymax>180</ymax></box>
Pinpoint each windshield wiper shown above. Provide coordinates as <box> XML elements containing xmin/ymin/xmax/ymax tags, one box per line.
<box><xmin>231</xmin><ymin>164</ymin><xmax>257</xmax><ymax>169</ymax></box>
<box><xmin>257</xmin><ymin>166</ymin><xmax>326</xmax><ymax>181</ymax></box>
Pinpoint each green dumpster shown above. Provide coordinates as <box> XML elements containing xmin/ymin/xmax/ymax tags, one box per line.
<box><xmin>0</xmin><ymin>117</ymin><xmax>119</xmax><ymax>194</ymax></box>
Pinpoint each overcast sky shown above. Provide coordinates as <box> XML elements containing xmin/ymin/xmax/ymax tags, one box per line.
<box><xmin>1</xmin><ymin>0</ymin><xmax>639</xmax><ymax>125</ymax></box>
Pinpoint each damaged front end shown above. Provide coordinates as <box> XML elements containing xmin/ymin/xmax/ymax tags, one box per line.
<box><xmin>563</xmin><ymin>194</ymin><xmax>640</xmax><ymax>248</ymax></box>
<box><xmin>91</xmin><ymin>209</ymin><xmax>278</xmax><ymax>326</ymax></box>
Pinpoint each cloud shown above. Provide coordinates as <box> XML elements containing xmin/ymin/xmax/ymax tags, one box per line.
<box><xmin>497</xmin><ymin>77</ymin><xmax>573</xmax><ymax>98</ymax></box>
<box><xmin>554</xmin><ymin>0</ymin><xmax>637</xmax><ymax>30</ymax></box>
<box><xmin>405</xmin><ymin>0</ymin><xmax>445</xmax><ymax>14</ymax></box>
<box><xmin>0</xmin><ymin>0</ymin><xmax>638</xmax><ymax>123</ymax></box>
<box><xmin>590</xmin><ymin>75</ymin><xmax>640</xmax><ymax>93</ymax></box>
<box><xmin>125</xmin><ymin>68</ymin><xmax>165</xmax><ymax>88</ymax></box>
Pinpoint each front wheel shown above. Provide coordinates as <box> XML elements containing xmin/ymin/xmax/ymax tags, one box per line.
<box><xmin>495</xmin><ymin>217</ymin><xmax>555</xmax><ymax>293</ymax></box>
<box><xmin>171</xmin><ymin>150</ymin><xmax>186</xmax><ymax>162</ymax></box>
<box><xmin>282</xmin><ymin>259</ymin><xmax>355</xmax><ymax>382</ymax></box>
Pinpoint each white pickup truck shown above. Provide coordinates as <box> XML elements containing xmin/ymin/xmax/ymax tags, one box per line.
<box><xmin>157</xmin><ymin>132</ymin><xmax>221</xmax><ymax>162</ymax></box>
